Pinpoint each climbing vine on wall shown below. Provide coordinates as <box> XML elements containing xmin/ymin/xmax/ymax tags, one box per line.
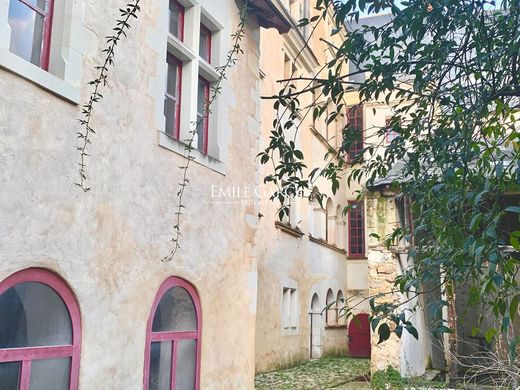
<box><xmin>76</xmin><ymin>1</ymin><xmax>141</xmax><ymax>192</ymax></box>
<box><xmin>76</xmin><ymin>0</ymin><xmax>250</xmax><ymax>261</ymax></box>
<box><xmin>163</xmin><ymin>2</ymin><xmax>251</xmax><ymax>262</ymax></box>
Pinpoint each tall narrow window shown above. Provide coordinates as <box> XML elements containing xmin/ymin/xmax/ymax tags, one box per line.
<box><xmin>347</xmin><ymin>107</ymin><xmax>363</xmax><ymax>161</ymax></box>
<box><xmin>196</xmin><ymin>78</ymin><xmax>210</xmax><ymax>154</ymax></box>
<box><xmin>385</xmin><ymin>117</ymin><xmax>398</xmax><ymax>143</ymax></box>
<box><xmin>0</xmin><ymin>268</ymin><xmax>81</xmax><ymax>390</ymax></box>
<box><xmin>165</xmin><ymin>54</ymin><xmax>182</xmax><ymax>139</ymax></box>
<box><xmin>348</xmin><ymin>201</ymin><xmax>365</xmax><ymax>257</ymax></box>
<box><xmin>282</xmin><ymin>287</ymin><xmax>297</xmax><ymax>329</ymax></box>
<box><xmin>144</xmin><ymin>277</ymin><xmax>201</xmax><ymax>390</ymax></box>
<box><xmin>199</xmin><ymin>25</ymin><xmax>211</xmax><ymax>63</ymax></box>
<box><xmin>169</xmin><ymin>0</ymin><xmax>184</xmax><ymax>40</ymax></box>
<box><xmin>8</xmin><ymin>0</ymin><xmax>55</xmax><ymax>69</ymax></box>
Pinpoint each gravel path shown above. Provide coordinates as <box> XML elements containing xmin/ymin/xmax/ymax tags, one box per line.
<box><xmin>254</xmin><ymin>357</ymin><xmax>370</xmax><ymax>390</ymax></box>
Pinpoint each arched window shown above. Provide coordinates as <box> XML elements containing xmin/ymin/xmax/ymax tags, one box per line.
<box><xmin>326</xmin><ymin>198</ymin><xmax>335</xmax><ymax>245</ymax></box>
<box><xmin>0</xmin><ymin>268</ymin><xmax>81</xmax><ymax>390</ymax></box>
<box><xmin>144</xmin><ymin>277</ymin><xmax>201</xmax><ymax>390</ymax></box>
<box><xmin>336</xmin><ymin>205</ymin><xmax>345</xmax><ymax>249</ymax></box>
<box><xmin>325</xmin><ymin>289</ymin><xmax>335</xmax><ymax>326</ymax></box>
<box><xmin>310</xmin><ymin>187</ymin><xmax>326</xmax><ymax>240</ymax></box>
<box><xmin>336</xmin><ymin>290</ymin><xmax>345</xmax><ymax>325</ymax></box>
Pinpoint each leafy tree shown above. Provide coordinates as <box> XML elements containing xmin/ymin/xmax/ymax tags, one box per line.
<box><xmin>259</xmin><ymin>0</ymin><xmax>520</xmax><ymax>375</ymax></box>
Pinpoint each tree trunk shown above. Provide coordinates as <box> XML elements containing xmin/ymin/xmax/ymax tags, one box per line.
<box><xmin>446</xmin><ymin>282</ymin><xmax>459</xmax><ymax>386</ymax></box>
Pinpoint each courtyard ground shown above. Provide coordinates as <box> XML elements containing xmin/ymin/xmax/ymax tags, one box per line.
<box><xmin>254</xmin><ymin>357</ymin><xmax>370</xmax><ymax>390</ymax></box>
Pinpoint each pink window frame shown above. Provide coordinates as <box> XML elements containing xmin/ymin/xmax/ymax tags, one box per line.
<box><xmin>143</xmin><ymin>276</ymin><xmax>202</xmax><ymax>390</ymax></box>
<box><xmin>165</xmin><ymin>53</ymin><xmax>182</xmax><ymax>140</ymax></box>
<box><xmin>0</xmin><ymin>268</ymin><xmax>81</xmax><ymax>390</ymax></box>
<box><xmin>199</xmin><ymin>25</ymin><xmax>212</xmax><ymax>63</ymax></box>
<box><xmin>347</xmin><ymin>201</ymin><xmax>366</xmax><ymax>258</ymax></box>
<box><xmin>13</xmin><ymin>0</ymin><xmax>55</xmax><ymax>70</ymax></box>
<box><xmin>169</xmin><ymin>0</ymin><xmax>185</xmax><ymax>41</ymax></box>
<box><xmin>197</xmin><ymin>77</ymin><xmax>210</xmax><ymax>155</ymax></box>
<box><xmin>347</xmin><ymin>106</ymin><xmax>364</xmax><ymax>162</ymax></box>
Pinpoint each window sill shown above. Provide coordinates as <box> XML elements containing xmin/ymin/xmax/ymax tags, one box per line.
<box><xmin>0</xmin><ymin>48</ymin><xmax>79</xmax><ymax>104</ymax></box>
<box><xmin>158</xmin><ymin>131</ymin><xmax>226</xmax><ymax>175</ymax></box>
<box><xmin>275</xmin><ymin>221</ymin><xmax>304</xmax><ymax>238</ymax></box>
<box><xmin>346</xmin><ymin>256</ymin><xmax>368</xmax><ymax>261</ymax></box>
<box><xmin>309</xmin><ymin>234</ymin><xmax>347</xmax><ymax>254</ymax></box>
<box><xmin>325</xmin><ymin>324</ymin><xmax>348</xmax><ymax>329</ymax></box>
<box><xmin>167</xmin><ymin>34</ymin><xmax>196</xmax><ymax>62</ymax></box>
<box><xmin>199</xmin><ymin>59</ymin><xmax>219</xmax><ymax>82</ymax></box>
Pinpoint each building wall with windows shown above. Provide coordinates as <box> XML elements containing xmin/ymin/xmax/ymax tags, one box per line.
<box><xmin>0</xmin><ymin>0</ymin><xmax>289</xmax><ymax>388</ymax></box>
<box><xmin>254</xmin><ymin>2</ymin><xmax>370</xmax><ymax>373</ymax></box>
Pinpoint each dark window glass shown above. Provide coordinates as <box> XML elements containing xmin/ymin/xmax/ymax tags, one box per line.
<box><xmin>169</xmin><ymin>1</ymin><xmax>184</xmax><ymax>40</ymax></box>
<box><xmin>348</xmin><ymin>201</ymin><xmax>365</xmax><ymax>256</ymax></box>
<box><xmin>152</xmin><ymin>287</ymin><xmax>197</xmax><ymax>332</ymax></box>
<box><xmin>149</xmin><ymin>341</ymin><xmax>172</xmax><ymax>390</ymax></box>
<box><xmin>164</xmin><ymin>55</ymin><xmax>182</xmax><ymax>139</ymax></box>
<box><xmin>0</xmin><ymin>282</ymin><xmax>72</xmax><ymax>349</ymax></box>
<box><xmin>347</xmin><ymin>107</ymin><xmax>363</xmax><ymax>161</ymax></box>
<box><xmin>30</xmin><ymin>358</ymin><xmax>71</xmax><ymax>390</ymax></box>
<box><xmin>0</xmin><ymin>362</ymin><xmax>20</xmax><ymax>390</ymax></box>
<box><xmin>196</xmin><ymin>78</ymin><xmax>210</xmax><ymax>154</ymax></box>
<box><xmin>175</xmin><ymin>339</ymin><xmax>196</xmax><ymax>390</ymax></box>
<box><xmin>199</xmin><ymin>25</ymin><xmax>211</xmax><ymax>63</ymax></box>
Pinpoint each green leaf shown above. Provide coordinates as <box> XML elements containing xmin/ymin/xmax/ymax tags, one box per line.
<box><xmin>485</xmin><ymin>328</ymin><xmax>498</xmax><ymax>344</ymax></box>
<box><xmin>378</xmin><ymin>323</ymin><xmax>391</xmax><ymax>344</ymax></box>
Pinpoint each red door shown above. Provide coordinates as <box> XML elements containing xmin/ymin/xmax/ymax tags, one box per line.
<box><xmin>348</xmin><ymin>313</ymin><xmax>371</xmax><ymax>358</ymax></box>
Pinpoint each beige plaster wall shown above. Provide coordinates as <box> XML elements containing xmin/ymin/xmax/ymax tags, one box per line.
<box><xmin>254</xmin><ymin>6</ymin><xmax>369</xmax><ymax>373</ymax></box>
<box><xmin>0</xmin><ymin>0</ymin><xmax>266</xmax><ymax>388</ymax></box>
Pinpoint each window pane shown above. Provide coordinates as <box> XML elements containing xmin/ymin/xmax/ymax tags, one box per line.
<box><xmin>196</xmin><ymin>119</ymin><xmax>204</xmax><ymax>152</ymax></box>
<box><xmin>169</xmin><ymin>1</ymin><xmax>183</xmax><ymax>39</ymax></box>
<box><xmin>164</xmin><ymin>97</ymin><xmax>177</xmax><ymax>137</ymax></box>
<box><xmin>175</xmin><ymin>339</ymin><xmax>196</xmax><ymax>390</ymax></box>
<box><xmin>22</xmin><ymin>0</ymin><xmax>48</xmax><ymax>12</ymax></box>
<box><xmin>0</xmin><ymin>361</ymin><xmax>20</xmax><ymax>390</ymax></box>
<box><xmin>166</xmin><ymin>60</ymin><xmax>179</xmax><ymax>97</ymax></box>
<box><xmin>30</xmin><ymin>358</ymin><xmax>70</xmax><ymax>390</ymax></box>
<box><xmin>149</xmin><ymin>341</ymin><xmax>172</xmax><ymax>390</ymax></box>
<box><xmin>8</xmin><ymin>1</ymin><xmax>45</xmax><ymax>67</ymax></box>
<box><xmin>152</xmin><ymin>287</ymin><xmax>197</xmax><ymax>332</ymax></box>
<box><xmin>199</xmin><ymin>27</ymin><xmax>211</xmax><ymax>62</ymax></box>
<box><xmin>0</xmin><ymin>282</ymin><xmax>72</xmax><ymax>349</ymax></box>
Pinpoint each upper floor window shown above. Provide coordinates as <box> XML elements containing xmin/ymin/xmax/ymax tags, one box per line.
<box><xmin>144</xmin><ymin>277</ymin><xmax>201</xmax><ymax>390</ymax></box>
<box><xmin>348</xmin><ymin>201</ymin><xmax>365</xmax><ymax>258</ymax></box>
<box><xmin>165</xmin><ymin>54</ymin><xmax>182</xmax><ymax>140</ymax></box>
<box><xmin>199</xmin><ymin>24</ymin><xmax>211</xmax><ymax>63</ymax></box>
<box><xmin>169</xmin><ymin>0</ymin><xmax>184</xmax><ymax>40</ymax></box>
<box><xmin>196</xmin><ymin>77</ymin><xmax>210</xmax><ymax>154</ymax></box>
<box><xmin>8</xmin><ymin>0</ymin><xmax>54</xmax><ymax>70</ymax></box>
<box><xmin>0</xmin><ymin>268</ymin><xmax>81</xmax><ymax>390</ymax></box>
<box><xmin>347</xmin><ymin>106</ymin><xmax>364</xmax><ymax>161</ymax></box>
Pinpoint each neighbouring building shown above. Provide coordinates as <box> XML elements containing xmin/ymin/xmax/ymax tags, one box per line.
<box><xmin>254</xmin><ymin>0</ymin><xmax>370</xmax><ymax>374</ymax></box>
<box><xmin>0</xmin><ymin>0</ymin><xmax>289</xmax><ymax>389</ymax></box>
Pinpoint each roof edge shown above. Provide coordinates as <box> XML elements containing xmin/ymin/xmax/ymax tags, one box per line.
<box><xmin>248</xmin><ymin>0</ymin><xmax>292</xmax><ymax>34</ymax></box>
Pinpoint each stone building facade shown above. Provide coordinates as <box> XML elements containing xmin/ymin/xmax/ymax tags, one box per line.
<box><xmin>0</xmin><ymin>0</ymin><xmax>289</xmax><ymax>388</ymax></box>
<box><xmin>254</xmin><ymin>0</ymin><xmax>370</xmax><ymax>374</ymax></box>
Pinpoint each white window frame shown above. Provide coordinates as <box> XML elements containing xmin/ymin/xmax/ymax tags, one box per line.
<box><xmin>281</xmin><ymin>279</ymin><xmax>299</xmax><ymax>333</ymax></box>
<box><xmin>154</xmin><ymin>0</ymin><xmax>226</xmax><ymax>174</ymax></box>
<box><xmin>0</xmin><ymin>0</ymin><xmax>85</xmax><ymax>103</ymax></box>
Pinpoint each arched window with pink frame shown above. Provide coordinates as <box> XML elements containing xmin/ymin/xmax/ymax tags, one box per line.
<box><xmin>144</xmin><ymin>276</ymin><xmax>201</xmax><ymax>390</ymax></box>
<box><xmin>0</xmin><ymin>268</ymin><xmax>81</xmax><ymax>390</ymax></box>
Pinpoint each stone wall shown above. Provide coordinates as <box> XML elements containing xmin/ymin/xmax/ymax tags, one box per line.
<box><xmin>0</xmin><ymin>0</ymin><xmax>267</xmax><ymax>388</ymax></box>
